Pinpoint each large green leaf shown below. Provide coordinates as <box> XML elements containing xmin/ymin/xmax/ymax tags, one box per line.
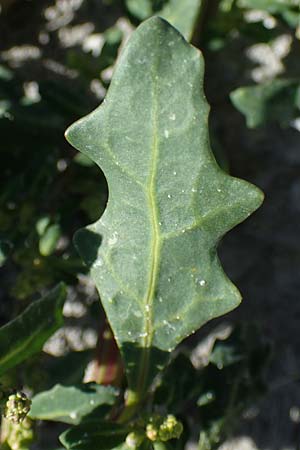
<box><xmin>0</xmin><ymin>283</ymin><xmax>66</xmax><ymax>377</ymax></box>
<box><xmin>66</xmin><ymin>17</ymin><xmax>263</xmax><ymax>400</ymax></box>
<box><xmin>29</xmin><ymin>383</ymin><xmax>118</xmax><ymax>424</ymax></box>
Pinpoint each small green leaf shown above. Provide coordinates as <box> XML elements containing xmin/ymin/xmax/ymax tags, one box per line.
<box><xmin>0</xmin><ymin>283</ymin><xmax>66</xmax><ymax>377</ymax></box>
<box><xmin>29</xmin><ymin>383</ymin><xmax>118</xmax><ymax>424</ymax></box>
<box><xmin>126</xmin><ymin>0</ymin><xmax>203</xmax><ymax>40</ymax></box>
<box><xmin>125</xmin><ymin>0</ymin><xmax>152</xmax><ymax>20</ymax></box>
<box><xmin>209</xmin><ymin>342</ymin><xmax>243</xmax><ymax>369</ymax></box>
<box><xmin>36</xmin><ymin>216</ymin><xmax>51</xmax><ymax>236</ymax></box>
<box><xmin>197</xmin><ymin>391</ymin><xmax>215</xmax><ymax>407</ymax></box>
<box><xmin>66</xmin><ymin>17</ymin><xmax>263</xmax><ymax>399</ymax></box>
<box><xmin>39</xmin><ymin>223</ymin><xmax>61</xmax><ymax>256</ymax></box>
<box><xmin>157</xmin><ymin>0</ymin><xmax>203</xmax><ymax>40</ymax></box>
<box><xmin>230</xmin><ymin>79</ymin><xmax>300</xmax><ymax>128</ymax></box>
<box><xmin>60</xmin><ymin>421</ymin><xmax>130</xmax><ymax>450</ymax></box>
<box><xmin>0</xmin><ymin>64</ymin><xmax>13</xmax><ymax>81</ymax></box>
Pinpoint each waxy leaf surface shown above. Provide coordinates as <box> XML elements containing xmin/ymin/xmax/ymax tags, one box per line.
<box><xmin>66</xmin><ymin>17</ymin><xmax>263</xmax><ymax>396</ymax></box>
<box><xmin>30</xmin><ymin>383</ymin><xmax>118</xmax><ymax>424</ymax></box>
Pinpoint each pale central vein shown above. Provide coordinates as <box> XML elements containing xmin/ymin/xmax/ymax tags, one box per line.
<box><xmin>136</xmin><ymin>75</ymin><xmax>161</xmax><ymax>398</ymax></box>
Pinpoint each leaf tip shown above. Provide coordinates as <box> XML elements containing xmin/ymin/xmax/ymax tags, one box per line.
<box><xmin>64</xmin><ymin>121</ymin><xmax>77</xmax><ymax>147</ymax></box>
<box><xmin>65</xmin><ymin>114</ymin><xmax>91</xmax><ymax>150</ymax></box>
<box><xmin>137</xmin><ymin>15</ymin><xmax>184</xmax><ymax>39</ymax></box>
<box><xmin>142</xmin><ymin>15</ymin><xmax>169</xmax><ymax>27</ymax></box>
<box><xmin>251</xmin><ymin>183</ymin><xmax>265</xmax><ymax>213</ymax></box>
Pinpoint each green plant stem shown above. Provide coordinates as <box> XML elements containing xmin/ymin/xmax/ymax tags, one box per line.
<box><xmin>153</xmin><ymin>442</ymin><xmax>168</xmax><ymax>450</ymax></box>
<box><xmin>117</xmin><ymin>389</ymin><xmax>140</xmax><ymax>423</ymax></box>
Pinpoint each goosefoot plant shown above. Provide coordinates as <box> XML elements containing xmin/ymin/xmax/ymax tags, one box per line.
<box><xmin>1</xmin><ymin>16</ymin><xmax>264</xmax><ymax>450</ymax></box>
<box><xmin>61</xmin><ymin>16</ymin><xmax>263</xmax><ymax>449</ymax></box>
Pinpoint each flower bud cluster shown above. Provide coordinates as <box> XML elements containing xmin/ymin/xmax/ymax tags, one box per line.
<box><xmin>125</xmin><ymin>413</ymin><xmax>183</xmax><ymax>448</ymax></box>
<box><xmin>145</xmin><ymin>414</ymin><xmax>161</xmax><ymax>442</ymax></box>
<box><xmin>157</xmin><ymin>415</ymin><xmax>183</xmax><ymax>442</ymax></box>
<box><xmin>3</xmin><ymin>391</ymin><xmax>32</xmax><ymax>424</ymax></box>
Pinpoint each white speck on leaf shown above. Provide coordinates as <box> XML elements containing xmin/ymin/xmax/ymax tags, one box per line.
<box><xmin>93</xmin><ymin>258</ymin><xmax>103</xmax><ymax>268</ymax></box>
<box><xmin>108</xmin><ymin>232</ymin><xmax>118</xmax><ymax>246</ymax></box>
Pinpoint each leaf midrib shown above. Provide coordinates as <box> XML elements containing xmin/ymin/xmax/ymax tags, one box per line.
<box><xmin>136</xmin><ymin>67</ymin><xmax>161</xmax><ymax>398</ymax></box>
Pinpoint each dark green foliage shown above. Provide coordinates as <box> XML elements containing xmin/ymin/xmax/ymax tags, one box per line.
<box><xmin>0</xmin><ymin>284</ymin><xmax>65</xmax><ymax>377</ymax></box>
